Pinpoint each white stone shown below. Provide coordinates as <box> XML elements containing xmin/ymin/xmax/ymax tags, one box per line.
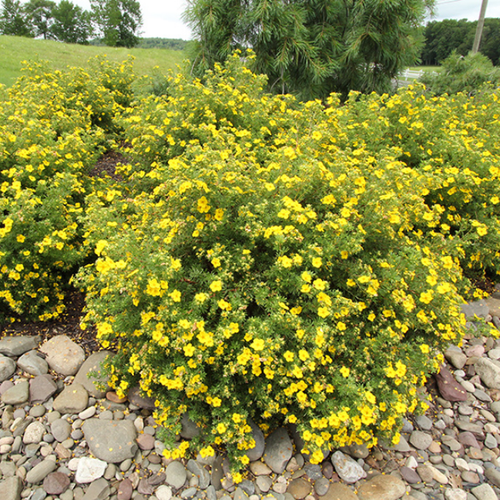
<box><xmin>78</xmin><ymin>407</ymin><xmax>96</xmax><ymax>420</ymax></box>
<box><xmin>156</xmin><ymin>485</ymin><xmax>173</xmax><ymax>500</ymax></box>
<box><xmin>468</xmin><ymin>462</ymin><xmax>484</xmax><ymax>474</ymax></box>
<box><xmin>75</xmin><ymin>456</ymin><xmax>107</xmax><ymax>483</ymax></box>
<box><xmin>23</xmin><ymin>421</ymin><xmax>46</xmax><ymax>444</ymax></box>
<box><xmin>68</xmin><ymin>458</ymin><xmax>81</xmax><ymax>471</ymax></box>
<box><xmin>454</xmin><ymin>458</ymin><xmax>469</xmax><ymax>472</ymax></box>
<box><xmin>444</xmin><ymin>488</ymin><xmax>467</xmax><ymax>500</ymax></box>
<box><xmin>331</xmin><ymin>451</ymin><xmax>366</xmax><ymax>483</ymax></box>
<box><xmin>428</xmin><ymin>464</ymin><xmax>448</xmax><ymax>484</ymax></box>
<box><xmin>406</xmin><ymin>456</ymin><xmax>419</xmax><ymax>469</ymax></box>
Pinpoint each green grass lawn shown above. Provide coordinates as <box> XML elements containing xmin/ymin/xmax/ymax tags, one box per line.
<box><xmin>0</xmin><ymin>35</ymin><xmax>187</xmax><ymax>88</ymax></box>
<box><xmin>408</xmin><ymin>66</ymin><xmax>441</xmax><ymax>73</ymax></box>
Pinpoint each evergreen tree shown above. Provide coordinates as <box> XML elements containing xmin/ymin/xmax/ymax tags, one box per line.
<box><xmin>0</xmin><ymin>0</ymin><xmax>33</xmax><ymax>36</ymax></box>
<box><xmin>51</xmin><ymin>0</ymin><xmax>92</xmax><ymax>44</ymax></box>
<box><xmin>90</xmin><ymin>0</ymin><xmax>142</xmax><ymax>48</ymax></box>
<box><xmin>183</xmin><ymin>0</ymin><xmax>434</xmax><ymax>99</ymax></box>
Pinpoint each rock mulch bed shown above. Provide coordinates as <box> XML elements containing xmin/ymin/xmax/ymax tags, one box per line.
<box><xmin>2</xmin><ymin>297</ymin><xmax>500</xmax><ymax>500</ymax></box>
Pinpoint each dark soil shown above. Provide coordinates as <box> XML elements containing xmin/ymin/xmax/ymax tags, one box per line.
<box><xmin>0</xmin><ymin>150</ymin><xmax>131</xmax><ymax>355</ymax></box>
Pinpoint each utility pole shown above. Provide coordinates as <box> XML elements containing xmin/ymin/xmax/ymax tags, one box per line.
<box><xmin>471</xmin><ymin>0</ymin><xmax>488</xmax><ymax>54</ymax></box>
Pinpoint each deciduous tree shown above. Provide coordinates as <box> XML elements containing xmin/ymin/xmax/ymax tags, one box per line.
<box><xmin>51</xmin><ymin>0</ymin><xmax>93</xmax><ymax>44</ymax></box>
<box><xmin>24</xmin><ymin>0</ymin><xmax>54</xmax><ymax>38</ymax></box>
<box><xmin>0</xmin><ymin>0</ymin><xmax>33</xmax><ymax>36</ymax></box>
<box><xmin>90</xmin><ymin>0</ymin><xmax>142</xmax><ymax>48</ymax></box>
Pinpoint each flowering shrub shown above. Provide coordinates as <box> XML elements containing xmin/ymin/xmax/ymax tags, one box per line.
<box><xmin>75</xmin><ymin>55</ymin><xmax>500</xmax><ymax>473</ymax></box>
<box><xmin>0</xmin><ymin>57</ymin><xmax>136</xmax><ymax>321</ymax></box>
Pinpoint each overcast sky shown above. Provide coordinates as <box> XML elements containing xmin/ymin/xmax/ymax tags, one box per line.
<box><xmin>74</xmin><ymin>0</ymin><xmax>499</xmax><ymax>41</ymax></box>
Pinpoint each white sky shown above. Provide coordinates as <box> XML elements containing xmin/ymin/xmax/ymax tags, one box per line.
<box><xmin>73</xmin><ymin>0</ymin><xmax>499</xmax><ymax>41</ymax></box>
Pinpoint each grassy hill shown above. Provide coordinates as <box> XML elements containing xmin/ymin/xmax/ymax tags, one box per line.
<box><xmin>0</xmin><ymin>35</ymin><xmax>187</xmax><ymax>88</ymax></box>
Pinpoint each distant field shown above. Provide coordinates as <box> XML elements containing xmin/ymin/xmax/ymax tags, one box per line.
<box><xmin>0</xmin><ymin>35</ymin><xmax>187</xmax><ymax>88</ymax></box>
<box><xmin>409</xmin><ymin>66</ymin><xmax>441</xmax><ymax>73</ymax></box>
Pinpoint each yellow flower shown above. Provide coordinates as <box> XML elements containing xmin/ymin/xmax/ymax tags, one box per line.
<box><xmin>301</xmin><ymin>271</ymin><xmax>312</xmax><ymax>282</ymax></box>
<box><xmin>170</xmin><ymin>290</ymin><xmax>182</xmax><ymax>302</ymax></box>
<box><xmin>251</xmin><ymin>338</ymin><xmax>265</xmax><ymax>351</ymax></box>
<box><xmin>312</xmin><ymin>257</ymin><xmax>322</xmax><ymax>268</ymax></box>
<box><xmin>210</xmin><ymin>280</ymin><xmax>223</xmax><ymax>292</ymax></box>
<box><xmin>318</xmin><ymin>307</ymin><xmax>330</xmax><ymax>318</ymax></box>
<box><xmin>419</xmin><ymin>291</ymin><xmax>433</xmax><ymax>304</ymax></box>
<box><xmin>284</xmin><ymin>351</ymin><xmax>294</xmax><ymax>362</ymax></box>
<box><xmin>212</xmin><ymin>257</ymin><xmax>221</xmax><ymax>268</ymax></box>
<box><xmin>183</xmin><ymin>344</ymin><xmax>195</xmax><ymax>356</ymax></box>
<box><xmin>340</xmin><ymin>366</ymin><xmax>350</xmax><ymax>378</ymax></box>
<box><xmin>419</xmin><ymin>344</ymin><xmax>430</xmax><ymax>354</ymax></box>
<box><xmin>195</xmin><ymin>293</ymin><xmax>208</xmax><ymax>302</ymax></box>
<box><xmin>146</xmin><ymin>279</ymin><xmax>162</xmax><ymax>297</ymax></box>
<box><xmin>17</xmin><ymin>234</ymin><xmax>25</xmax><ymax>243</ymax></box>
<box><xmin>298</xmin><ymin>349</ymin><xmax>309</xmax><ymax>361</ymax></box>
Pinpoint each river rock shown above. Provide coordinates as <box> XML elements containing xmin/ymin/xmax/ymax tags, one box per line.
<box><xmin>53</xmin><ymin>383</ymin><xmax>88</xmax><ymax>414</ymax></box>
<box><xmin>179</xmin><ymin>412</ymin><xmax>200</xmax><ymax>440</ymax></box>
<box><xmin>83</xmin><ymin>418</ymin><xmax>138</xmax><ymax>463</ymax></box>
<box><xmin>73</xmin><ymin>351</ymin><xmax>113</xmax><ymax>398</ymax></box>
<box><xmin>1</xmin><ymin>380</ymin><xmax>29</xmax><ymax>405</ymax></box>
<box><xmin>26</xmin><ymin>458</ymin><xmax>57</xmax><ymax>483</ymax></box>
<box><xmin>357</xmin><ymin>474</ymin><xmax>406</xmax><ymax>500</ymax></box>
<box><xmin>475</xmin><ymin>357</ymin><xmax>500</xmax><ymax>389</ymax></box>
<box><xmin>81</xmin><ymin>477</ymin><xmax>110</xmax><ymax>500</ymax></box>
<box><xmin>23</xmin><ymin>421</ymin><xmax>46</xmax><ymax>444</ymax></box>
<box><xmin>246</xmin><ymin>419</ymin><xmax>265</xmax><ymax>461</ymax></box>
<box><xmin>471</xmin><ymin>483</ymin><xmax>498</xmax><ymax>500</ymax></box>
<box><xmin>118</xmin><ymin>478</ymin><xmax>133</xmax><ymax>500</ymax></box>
<box><xmin>40</xmin><ymin>335</ymin><xmax>85</xmax><ymax>376</ymax></box>
<box><xmin>0</xmin><ymin>475</ymin><xmax>23</xmax><ymax>500</ymax></box>
<box><xmin>434</xmin><ymin>365</ymin><xmax>468</xmax><ymax>401</ymax></box>
<box><xmin>409</xmin><ymin>430</ymin><xmax>433</xmax><ymax>450</ymax></box>
<box><xmin>263</xmin><ymin>427</ymin><xmax>293</xmax><ymax>474</ymax></box>
<box><xmin>17</xmin><ymin>351</ymin><xmax>49</xmax><ymax>376</ymax></box>
<box><xmin>166</xmin><ymin>460</ymin><xmax>187</xmax><ymax>489</ymax></box>
<box><xmin>444</xmin><ymin>488</ymin><xmax>467</xmax><ymax>500</ymax></box>
<box><xmin>0</xmin><ymin>355</ymin><xmax>16</xmax><ymax>382</ymax></box>
<box><xmin>331</xmin><ymin>451</ymin><xmax>366</xmax><ymax>483</ymax></box>
<box><xmin>127</xmin><ymin>385</ymin><xmax>156</xmax><ymax>410</ymax></box>
<box><xmin>322</xmin><ymin>482</ymin><xmax>358</xmax><ymax>500</ymax></box>
<box><xmin>286</xmin><ymin>478</ymin><xmax>311</xmax><ymax>499</ymax></box>
<box><xmin>75</xmin><ymin>457</ymin><xmax>107</xmax><ymax>483</ymax></box>
<box><xmin>51</xmin><ymin>418</ymin><xmax>71</xmax><ymax>442</ymax></box>
<box><xmin>30</xmin><ymin>375</ymin><xmax>58</xmax><ymax>403</ymax></box>
<box><xmin>43</xmin><ymin>472</ymin><xmax>71</xmax><ymax>495</ymax></box>
<box><xmin>0</xmin><ymin>335</ymin><xmax>41</xmax><ymax>356</ymax></box>
<box><xmin>461</xmin><ymin>300</ymin><xmax>489</xmax><ymax>320</ymax></box>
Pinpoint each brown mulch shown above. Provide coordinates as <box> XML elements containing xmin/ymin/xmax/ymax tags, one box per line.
<box><xmin>0</xmin><ymin>150</ymin><xmax>132</xmax><ymax>356</ymax></box>
<box><xmin>1</xmin><ymin>289</ymin><xmax>99</xmax><ymax>357</ymax></box>
<box><xmin>88</xmin><ymin>150</ymin><xmax>127</xmax><ymax>181</ymax></box>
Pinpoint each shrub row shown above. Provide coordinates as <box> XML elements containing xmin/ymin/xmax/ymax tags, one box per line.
<box><xmin>2</xmin><ymin>54</ymin><xmax>499</xmax><ymax>477</ymax></box>
<box><xmin>73</xmin><ymin>55</ymin><xmax>500</xmax><ymax>474</ymax></box>
<box><xmin>0</xmin><ymin>57</ymin><xmax>135</xmax><ymax>321</ymax></box>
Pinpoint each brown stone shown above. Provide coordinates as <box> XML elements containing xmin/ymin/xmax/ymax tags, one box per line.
<box><xmin>136</xmin><ymin>433</ymin><xmax>155</xmax><ymax>451</ymax></box>
<box><xmin>43</xmin><ymin>472</ymin><xmax>71</xmax><ymax>495</ymax></box>
<box><xmin>434</xmin><ymin>365</ymin><xmax>468</xmax><ymax>402</ymax></box>
<box><xmin>357</xmin><ymin>474</ymin><xmax>406</xmax><ymax>500</ymax></box>
<box><xmin>321</xmin><ymin>483</ymin><xmax>358</xmax><ymax>500</ymax></box>
<box><xmin>54</xmin><ymin>443</ymin><xmax>72</xmax><ymax>460</ymax></box>
<box><xmin>117</xmin><ymin>478</ymin><xmax>133</xmax><ymax>500</ymax></box>
<box><xmin>107</xmin><ymin>391</ymin><xmax>127</xmax><ymax>404</ymax></box>
<box><xmin>458</xmin><ymin>432</ymin><xmax>482</xmax><ymax>449</ymax></box>
<box><xmin>287</xmin><ymin>478</ymin><xmax>312</xmax><ymax>499</ymax></box>
<box><xmin>137</xmin><ymin>478</ymin><xmax>154</xmax><ymax>495</ymax></box>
